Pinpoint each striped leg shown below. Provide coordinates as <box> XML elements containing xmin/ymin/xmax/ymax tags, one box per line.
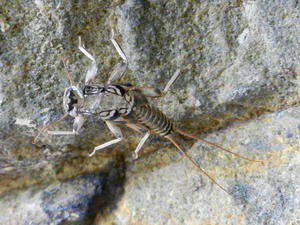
<box><xmin>133</xmin><ymin>131</ymin><xmax>151</xmax><ymax>159</ymax></box>
<box><xmin>135</xmin><ymin>69</ymin><xmax>181</xmax><ymax>98</ymax></box>
<box><xmin>78</xmin><ymin>37</ymin><xmax>98</xmax><ymax>84</ymax></box>
<box><xmin>89</xmin><ymin>121</ymin><xmax>123</xmax><ymax>157</ymax></box>
<box><xmin>108</xmin><ymin>29</ymin><xmax>128</xmax><ymax>84</ymax></box>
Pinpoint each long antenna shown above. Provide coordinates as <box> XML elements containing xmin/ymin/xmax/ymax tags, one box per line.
<box><xmin>165</xmin><ymin>135</ymin><xmax>229</xmax><ymax>194</ymax></box>
<box><xmin>61</xmin><ymin>50</ymin><xmax>75</xmax><ymax>86</ymax></box>
<box><xmin>34</xmin><ymin>45</ymin><xmax>78</xmax><ymax>144</ymax></box>
<box><xmin>175</xmin><ymin>128</ymin><xmax>263</xmax><ymax>163</ymax></box>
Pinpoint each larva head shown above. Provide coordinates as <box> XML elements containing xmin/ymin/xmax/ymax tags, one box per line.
<box><xmin>63</xmin><ymin>86</ymin><xmax>84</xmax><ymax>117</ymax></box>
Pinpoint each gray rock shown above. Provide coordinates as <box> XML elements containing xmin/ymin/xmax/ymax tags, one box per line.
<box><xmin>107</xmin><ymin>105</ymin><xmax>300</xmax><ymax>225</ymax></box>
<box><xmin>0</xmin><ymin>0</ymin><xmax>299</xmax><ymax>224</ymax></box>
<box><xmin>0</xmin><ymin>172</ymin><xmax>103</xmax><ymax>225</ymax></box>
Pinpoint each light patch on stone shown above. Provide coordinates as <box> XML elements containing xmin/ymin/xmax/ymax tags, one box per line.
<box><xmin>34</xmin><ymin>0</ymin><xmax>44</xmax><ymax>10</ymax></box>
<box><xmin>15</xmin><ymin>118</ymin><xmax>36</xmax><ymax>128</ymax></box>
<box><xmin>0</xmin><ymin>93</ymin><xmax>5</xmax><ymax>105</ymax></box>
<box><xmin>237</xmin><ymin>28</ymin><xmax>250</xmax><ymax>46</ymax></box>
<box><xmin>0</xmin><ymin>16</ymin><xmax>10</xmax><ymax>33</ymax></box>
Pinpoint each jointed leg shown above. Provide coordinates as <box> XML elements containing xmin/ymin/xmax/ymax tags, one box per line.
<box><xmin>78</xmin><ymin>37</ymin><xmax>98</xmax><ymax>84</ymax></box>
<box><xmin>89</xmin><ymin>121</ymin><xmax>123</xmax><ymax>157</ymax></box>
<box><xmin>135</xmin><ymin>69</ymin><xmax>181</xmax><ymax>98</ymax></box>
<box><xmin>133</xmin><ymin>131</ymin><xmax>151</xmax><ymax>159</ymax></box>
<box><xmin>33</xmin><ymin>113</ymin><xmax>69</xmax><ymax>144</ymax></box>
<box><xmin>47</xmin><ymin>114</ymin><xmax>85</xmax><ymax>135</ymax></box>
<box><xmin>108</xmin><ymin>29</ymin><xmax>128</xmax><ymax>84</ymax></box>
<box><xmin>111</xmin><ymin>29</ymin><xmax>127</xmax><ymax>63</ymax></box>
<box><xmin>162</xmin><ymin>69</ymin><xmax>181</xmax><ymax>95</ymax></box>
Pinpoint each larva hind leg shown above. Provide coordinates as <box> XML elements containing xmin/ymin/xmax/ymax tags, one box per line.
<box><xmin>136</xmin><ymin>69</ymin><xmax>181</xmax><ymax>98</ymax></box>
<box><xmin>133</xmin><ymin>131</ymin><xmax>151</xmax><ymax>159</ymax></box>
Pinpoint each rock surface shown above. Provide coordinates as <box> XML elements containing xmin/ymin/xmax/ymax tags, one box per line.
<box><xmin>103</xmin><ymin>105</ymin><xmax>300</xmax><ymax>225</ymax></box>
<box><xmin>0</xmin><ymin>0</ymin><xmax>299</xmax><ymax>224</ymax></box>
<box><xmin>0</xmin><ymin>173</ymin><xmax>103</xmax><ymax>225</ymax></box>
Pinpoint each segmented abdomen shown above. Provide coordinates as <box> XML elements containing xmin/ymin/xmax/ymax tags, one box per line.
<box><xmin>134</xmin><ymin>104</ymin><xmax>173</xmax><ymax>136</ymax></box>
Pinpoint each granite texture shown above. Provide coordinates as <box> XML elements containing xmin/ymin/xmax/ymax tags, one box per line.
<box><xmin>0</xmin><ymin>0</ymin><xmax>299</xmax><ymax>224</ymax></box>
<box><xmin>105</xmin><ymin>106</ymin><xmax>300</xmax><ymax>225</ymax></box>
<box><xmin>0</xmin><ymin>173</ymin><xmax>103</xmax><ymax>225</ymax></box>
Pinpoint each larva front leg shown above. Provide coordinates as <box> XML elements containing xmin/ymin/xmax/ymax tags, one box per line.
<box><xmin>107</xmin><ymin>28</ymin><xmax>128</xmax><ymax>84</ymax></box>
<box><xmin>47</xmin><ymin>114</ymin><xmax>85</xmax><ymax>136</ymax></box>
<box><xmin>78</xmin><ymin>37</ymin><xmax>98</xmax><ymax>84</ymax></box>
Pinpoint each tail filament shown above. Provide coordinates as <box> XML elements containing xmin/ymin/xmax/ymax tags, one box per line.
<box><xmin>166</xmin><ymin>135</ymin><xmax>229</xmax><ymax>193</ymax></box>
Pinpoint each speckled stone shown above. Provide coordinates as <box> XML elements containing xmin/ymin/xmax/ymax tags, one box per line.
<box><xmin>105</xmin><ymin>105</ymin><xmax>300</xmax><ymax>225</ymax></box>
<box><xmin>0</xmin><ymin>0</ymin><xmax>299</xmax><ymax>224</ymax></box>
<box><xmin>0</xmin><ymin>173</ymin><xmax>102</xmax><ymax>225</ymax></box>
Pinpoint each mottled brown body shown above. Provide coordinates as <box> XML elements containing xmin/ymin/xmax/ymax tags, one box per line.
<box><xmin>117</xmin><ymin>88</ymin><xmax>174</xmax><ymax>137</ymax></box>
<box><xmin>134</xmin><ymin>104</ymin><xmax>173</xmax><ymax>136</ymax></box>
